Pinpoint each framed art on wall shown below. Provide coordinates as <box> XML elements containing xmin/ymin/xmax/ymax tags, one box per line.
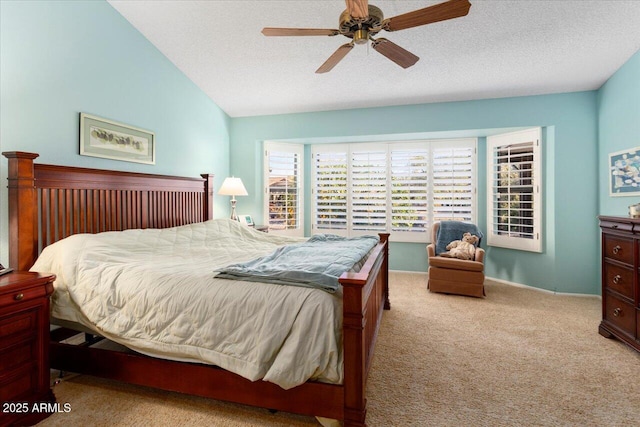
<box><xmin>609</xmin><ymin>146</ymin><xmax>640</xmax><ymax>196</ymax></box>
<box><xmin>80</xmin><ymin>113</ymin><xmax>155</xmax><ymax>165</ymax></box>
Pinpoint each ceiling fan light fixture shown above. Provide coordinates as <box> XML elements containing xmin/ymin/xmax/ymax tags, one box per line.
<box><xmin>353</xmin><ymin>29</ymin><xmax>369</xmax><ymax>45</ymax></box>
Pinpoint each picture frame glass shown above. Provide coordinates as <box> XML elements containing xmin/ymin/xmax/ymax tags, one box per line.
<box><xmin>609</xmin><ymin>146</ymin><xmax>640</xmax><ymax>196</ymax></box>
<box><xmin>80</xmin><ymin>113</ymin><xmax>155</xmax><ymax>165</ymax></box>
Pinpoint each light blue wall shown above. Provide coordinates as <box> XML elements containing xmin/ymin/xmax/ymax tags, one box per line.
<box><xmin>5</xmin><ymin>0</ymin><xmax>629</xmax><ymax>295</ymax></box>
<box><xmin>231</xmin><ymin>92</ymin><xmax>599</xmax><ymax>294</ymax></box>
<box><xmin>598</xmin><ymin>50</ymin><xmax>640</xmax><ymax>215</ymax></box>
<box><xmin>0</xmin><ymin>0</ymin><xmax>231</xmax><ymax>267</ymax></box>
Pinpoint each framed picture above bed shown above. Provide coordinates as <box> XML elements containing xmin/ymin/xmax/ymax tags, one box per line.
<box><xmin>609</xmin><ymin>146</ymin><xmax>640</xmax><ymax>196</ymax></box>
<box><xmin>80</xmin><ymin>113</ymin><xmax>155</xmax><ymax>165</ymax></box>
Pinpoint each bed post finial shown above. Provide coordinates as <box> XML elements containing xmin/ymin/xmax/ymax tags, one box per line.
<box><xmin>2</xmin><ymin>151</ymin><xmax>39</xmax><ymax>271</ymax></box>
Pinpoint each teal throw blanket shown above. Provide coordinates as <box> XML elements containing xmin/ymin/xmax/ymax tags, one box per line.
<box><xmin>215</xmin><ymin>234</ymin><xmax>379</xmax><ymax>293</ymax></box>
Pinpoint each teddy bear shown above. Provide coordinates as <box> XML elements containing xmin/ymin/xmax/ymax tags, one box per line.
<box><xmin>439</xmin><ymin>232</ymin><xmax>479</xmax><ymax>260</ymax></box>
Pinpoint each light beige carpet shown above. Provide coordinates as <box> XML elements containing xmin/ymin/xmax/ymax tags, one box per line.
<box><xmin>39</xmin><ymin>273</ymin><xmax>640</xmax><ymax>426</ymax></box>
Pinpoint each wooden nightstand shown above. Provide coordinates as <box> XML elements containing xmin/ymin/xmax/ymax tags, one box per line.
<box><xmin>0</xmin><ymin>271</ymin><xmax>56</xmax><ymax>426</ymax></box>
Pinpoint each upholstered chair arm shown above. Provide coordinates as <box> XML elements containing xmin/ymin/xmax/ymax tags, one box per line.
<box><xmin>427</xmin><ymin>243</ymin><xmax>436</xmax><ymax>258</ymax></box>
<box><xmin>474</xmin><ymin>247</ymin><xmax>486</xmax><ymax>264</ymax></box>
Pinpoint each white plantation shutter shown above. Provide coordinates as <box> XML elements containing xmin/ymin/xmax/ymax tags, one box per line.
<box><xmin>351</xmin><ymin>146</ymin><xmax>388</xmax><ymax>233</ymax></box>
<box><xmin>390</xmin><ymin>145</ymin><xmax>429</xmax><ymax>240</ymax></box>
<box><xmin>264</xmin><ymin>142</ymin><xmax>304</xmax><ymax>237</ymax></box>
<box><xmin>487</xmin><ymin>128</ymin><xmax>542</xmax><ymax>252</ymax></box>
<box><xmin>432</xmin><ymin>141</ymin><xmax>475</xmax><ymax>222</ymax></box>
<box><xmin>311</xmin><ymin>139</ymin><xmax>477</xmax><ymax>243</ymax></box>
<box><xmin>312</xmin><ymin>146</ymin><xmax>348</xmax><ymax>234</ymax></box>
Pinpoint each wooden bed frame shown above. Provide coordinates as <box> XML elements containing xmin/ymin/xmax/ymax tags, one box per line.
<box><xmin>3</xmin><ymin>151</ymin><xmax>390</xmax><ymax>427</ymax></box>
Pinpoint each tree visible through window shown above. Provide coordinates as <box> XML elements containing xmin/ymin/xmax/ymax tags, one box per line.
<box><xmin>312</xmin><ymin>139</ymin><xmax>476</xmax><ymax>243</ymax></box>
<box><xmin>390</xmin><ymin>147</ymin><xmax>428</xmax><ymax>232</ymax></box>
<box><xmin>487</xmin><ymin>128</ymin><xmax>541</xmax><ymax>252</ymax></box>
<box><xmin>264</xmin><ymin>142</ymin><xmax>304</xmax><ymax>236</ymax></box>
<box><xmin>315</xmin><ymin>149</ymin><xmax>348</xmax><ymax>230</ymax></box>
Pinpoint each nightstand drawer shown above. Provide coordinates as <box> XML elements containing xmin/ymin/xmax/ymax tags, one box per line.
<box><xmin>0</xmin><ymin>283</ymin><xmax>48</xmax><ymax>308</ymax></box>
<box><xmin>603</xmin><ymin>261</ymin><xmax>634</xmax><ymax>299</ymax></box>
<box><xmin>0</xmin><ymin>309</ymin><xmax>37</xmax><ymax>341</ymax></box>
<box><xmin>603</xmin><ymin>234</ymin><xmax>634</xmax><ymax>265</ymax></box>
<box><xmin>0</xmin><ymin>366</ymin><xmax>38</xmax><ymax>402</ymax></box>
<box><xmin>0</xmin><ymin>271</ymin><xmax>56</xmax><ymax>425</ymax></box>
<box><xmin>0</xmin><ymin>339</ymin><xmax>37</xmax><ymax>374</ymax></box>
<box><xmin>604</xmin><ymin>293</ymin><xmax>636</xmax><ymax>337</ymax></box>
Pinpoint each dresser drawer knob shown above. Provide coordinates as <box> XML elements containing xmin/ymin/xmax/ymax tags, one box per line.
<box><xmin>612</xmin><ymin>275</ymin><xmax>622</xmax><ymax>284</ymax></box>
<box><xmin>612</xmin><ymin>245</ymin><xmax>621</xmax><ymax>255</ymax></box>
<box><xmin>613</xmin><ymin>307</ymin><xmax>622</xmax><ymax>317</ymax></box>
<box><xmin>14</xmin><ymin>293</ymin><xmax>24</xmax><ymax>301</ymax></box>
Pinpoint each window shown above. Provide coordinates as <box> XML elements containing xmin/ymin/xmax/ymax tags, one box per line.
<box><xmin>487</xmin><ymin>128</ymin><xmax>542</xmax><ymax>252</ymax></box>
<box><xmin>312</xmin><ymin>139</ymin><xmax>476</xmax><ymax>243</ymax></box>
<box><xmin>263</xmin><ymin>142</ymin><xmax>304</xmax><ymax>236</ymax></box>
<box><xmin>390</xmin><ymin>144</ymin><xmax>429</xmax><ymax>235</ymax></box>
<box><xmin>351</xmin><ymin>145</ymin><xmax>388</xmax><ymax>233</ymax></box>
<box><xmin>432</xmin><ymin>144</ymin><xmax>475</xmax><ymax>222</ymax></box>
<box><xmin>314</xmin><ymin>146</ymin><xmax>348</xmax><ymax>231</ymax></box>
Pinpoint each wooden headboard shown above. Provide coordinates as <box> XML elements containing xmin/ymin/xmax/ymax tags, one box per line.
<box><xmin>3</xmin><ymin>152</ymin><xmax>214</xmax><ymax>271</ymax></box>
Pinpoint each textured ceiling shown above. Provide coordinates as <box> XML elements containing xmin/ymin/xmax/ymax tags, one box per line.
<box><xmin>108</xmin><ymin>0</ymin><xmax>640</xmax><ymax>118</ymax></box>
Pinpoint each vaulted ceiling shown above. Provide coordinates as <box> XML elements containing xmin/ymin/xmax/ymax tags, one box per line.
<box><xmin>108</xmin><ymin>1</ymin><xmax>640</xmax><ymax>118</ymax></box>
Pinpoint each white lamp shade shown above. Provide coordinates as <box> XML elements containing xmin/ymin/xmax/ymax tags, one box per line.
<box><xmin>218</xmin><ymin>177</ymin><xmax>248</xmax><ymax>196</ymax></box>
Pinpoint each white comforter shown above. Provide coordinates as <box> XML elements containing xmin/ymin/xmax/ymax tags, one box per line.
<box><xmin>31</xmin><ymin>219</ymin><xmax>344</xmax><ymax>389</ymax></box>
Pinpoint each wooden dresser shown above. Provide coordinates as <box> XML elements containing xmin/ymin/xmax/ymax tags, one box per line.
<box><xmin>0</xmin><ymin>271</ymin><xmax>56</xmax><ymax>426</ymax></box>
<box><xmin>598</xmin><ymin>216</ymin><xmax>640</xmax><ymax>353</ymax></box>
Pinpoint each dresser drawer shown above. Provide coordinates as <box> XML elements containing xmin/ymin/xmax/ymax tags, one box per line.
<box><xmin>603</xmin><ymin>261</ymin><xmax>634</xmax><ymax>299</ymax></box>
<box><xmin>604</xmin><ymin>293</ymin><xmax>636</xmax><ymax>337</ymax></box>
<box><xmin>0</xmin><ymin>309</ymin><xmax>37</xmax><ymax>342</ymax></box>
<box><xmin>600</xmin><ymin>219</ymin><xmax>634</xmax><ymax>233</ymax></box>
<box><xmin>603</xmin><ymin>234</ymin><xmax>634</xmax><ymax>265</ymax></box>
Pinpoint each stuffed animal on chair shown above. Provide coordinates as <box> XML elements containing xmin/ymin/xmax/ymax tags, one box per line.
<box><xmin>440</xmin><ymin>232</ymin><xmax>479</xmax><ymax>261</ymax></box>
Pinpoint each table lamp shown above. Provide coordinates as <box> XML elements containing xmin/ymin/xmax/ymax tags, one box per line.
<box><xmin>218</xmin><ymin>176</ymin><xmax>248</xmax><ymax>221</ymax></box>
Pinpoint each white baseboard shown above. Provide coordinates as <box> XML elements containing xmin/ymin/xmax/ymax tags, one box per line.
<box><xmin>390</xmin><ymin>269</ymin><xmax>428</xmax><ymax>276</ymax></box>
<box><xmin>389</xmin><ymin>270</ymin><xmax>600</xmax><ymax>299</ymax></box>
<box><xmin>486</xmin><ymin>276</ymin><xmax>601</xmax><ymax>299</ymax></box>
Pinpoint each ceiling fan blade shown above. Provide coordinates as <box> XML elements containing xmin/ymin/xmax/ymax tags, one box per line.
<box><xmin>372</xmin><ymin>38</ymin><xmax>419</xmax><ymax>69</ymax></box>
<box><xmin>345</xmin><ymin>0</ymin><xmax>369</xmax><ymax>19</ymax></box>
<box><xmin>384</xmin><ymin>0</ymin><xmax>471</xmax><ymax>32</ymax></box>
<box><xmin>262</xmin><ymin>28</ymin><xmax>339</xmax><ymax>37</ymax></box>
<box><xmin>316</xmin><ymin>43</ymin><xmax>354</xmax><ymax>74</ymax></box>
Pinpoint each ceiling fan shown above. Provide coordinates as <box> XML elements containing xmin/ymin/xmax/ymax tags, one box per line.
<box><xmin>262</xmin><ymin>0</ymin><xmax>471</xmax><ymax>73</ymax></box>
